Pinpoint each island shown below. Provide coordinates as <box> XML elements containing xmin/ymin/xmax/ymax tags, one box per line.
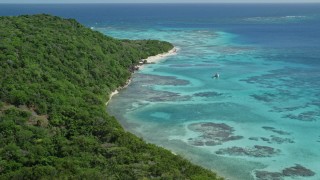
<box><xmin>0</xmin><ymin>14</ymin><xmax>222</xmax><ymax>179</ymax></box>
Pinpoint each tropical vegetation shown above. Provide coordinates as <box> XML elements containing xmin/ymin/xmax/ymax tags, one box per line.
<box><xmin>0</xmin><ymin>14</ymin><xmax>221</xmax><ymax>179</ymax></box>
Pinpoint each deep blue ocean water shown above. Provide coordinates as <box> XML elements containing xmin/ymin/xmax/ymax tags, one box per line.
<box><xmin>1</xmin><ymin>4</ymin><xmax>320</xmax><ymax>179</ymax></box>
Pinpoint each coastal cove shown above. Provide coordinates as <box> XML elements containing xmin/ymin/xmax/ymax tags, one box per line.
<box><xmin>107</xmin><ymin>29</ymin><xmax>320</xmax><ymax>180</ymax></box>
<box><xmin>1</xmin><ymin>4</ymin><xmax>320</xmax><ymax>180</ymax></box>
<box><xmin>101</xmin><ymin>4</ymin><xmax>320</xmax><ymax>180</ymax></box>
<box><xmin>106</xmin><ymin>47</ymin><xmax>178</xmax><ymax>105</ymax></box>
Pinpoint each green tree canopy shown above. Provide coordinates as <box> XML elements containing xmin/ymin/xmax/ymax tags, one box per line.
<box><xmin>0</xmin><ymin>14</ymin><xmax>221</xmax><ymax>179</ymax></box>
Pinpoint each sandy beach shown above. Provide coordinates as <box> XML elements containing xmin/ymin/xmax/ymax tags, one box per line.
<box><xmin>106</xmin><ymin>47</ymin><xmax>178</xmax><ymax>105</ymax></box>
<box><xmin>139</xmin><ymin>47</ymin><xmax>178</xmax><ymax>69</ymax></box>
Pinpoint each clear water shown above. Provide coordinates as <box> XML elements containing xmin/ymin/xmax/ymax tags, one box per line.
<box><xmin>2</xmin><ymin>4</ymin><xmax>320</xmax><ymax>180</ymax></box>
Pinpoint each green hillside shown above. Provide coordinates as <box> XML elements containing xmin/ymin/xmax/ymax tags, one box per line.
<box><xmin>0</xmin><ymin>14</ymin><xmax>221</xmax><ymax>179</ymax></box>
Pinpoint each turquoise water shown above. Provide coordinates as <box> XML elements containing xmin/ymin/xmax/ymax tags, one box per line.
<box><xmin>102</xmin><ymin>7</ymin><xmax>320</xmax><ymax>179</ymax></box>
<box><xmin>105</xmin><ymin>28</ymin><xmax>320</xmax><ymax>179</ymax></box>
<box><xmin>4</xmin><ymin>3</ymin><xmax>318</xmax><ymax>180</ymax></box>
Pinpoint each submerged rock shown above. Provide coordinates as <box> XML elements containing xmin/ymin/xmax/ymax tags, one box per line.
<box><xmin>251</xmin><ymin>93</ymin><xmax>276</xmax><ymax>103</ymax></box>
<box><xmin>249</xmin><ymin>137</ymin><xmax>259</xmax><ymax>141</ymax></box>
<box><xmin>193</xmin><ymin>91</ymin><xmax>223</xmax><ymax>97</ymax></box>
<box><xmin>187</xmin><ymin>122</ymin><xmax>242</xmax><ymax>147</ymax></box>
<box><xmin>215</xmin><ymin>145</ymin><xmax>280</xmax><ymax>157</ymax></box>
<box><xmin>262</xmin><ymin>126</ymin><xmax>291</xmax><ymax>135</ymax></box>
<box><xmin>282</xmin><ymin>164</ymin><xmax>315</xmax><ymax>177</ymax></box>
<box><xmin>270</xmin><ymin>135</ymin><xmax>294</xmax><ymax>144</ymax></box>
<box><xmin>261</xmin><ymin>137</ymin><xmax>270</xmax><ymax>142</ymax></box>
<box><xmin>136</xmin><ymin>74</ymin><xmax>189</xmax><ymax>86</ymax></box>
<box><xmin>258</xmin><ymin>135</ymin><xmax>294</xmax><ymax>144</ymax></box>
<box><xmin>255</xmin><ymin>164</ymin><xmax>315</xmax><ymax>180</ymax></box>
<box><xmin>191</xmin><ymin>140</ymin><xmax>205</xmax><ymax>146</ymax></box>
<box><xmin>255</xmin><ymin>171</ymin><xmax>283</xmax><ymax>180</ymax></box>
<box><xmin>283</xmin><ymin>111</ymin><xmax>319</xmax><ymax>121</ymax></box>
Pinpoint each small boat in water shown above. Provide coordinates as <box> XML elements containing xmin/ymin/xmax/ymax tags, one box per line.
<box><xmin>212</xmin><ymin>72</ymin><xmax>219</xmax><ymax>79</ymax></box>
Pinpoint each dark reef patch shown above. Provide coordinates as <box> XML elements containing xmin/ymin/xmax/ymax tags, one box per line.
<box><xmin>255</xmin><ymin>164</ymin><xmax>315</xmax><ymax>180</ymax></box>
<box><xmin>169</xmin><ymin>63</ymin><xmax>219</xmax><ymax>68</ymax></box>
<box><xmin>310</xmin><ymin>100</ymin><xmax>320</xmax><ymax>106</ymax></box>
<box><xmin>283</xmin><ymin>111</ymin><xmax>319</xmax><ymax>121</ymax></box>
<box><xmin>255</xmin><ymin>171</ymin><xmax>283</xmax><ymax>180</ymax></box>
<box><xmin>148</xmin><ymin>91</ymin><xmax>191</xmax><ymax>102</ymax></box>
<box><xmin>214</xmin><ymin>46</ymin><xmax>253</xmax><ymax>54</ymax></box>
<box><xmin>242</xmin><ymin>67</ymin><xmax>320</xmax><ymax>124</ymax></box>
<box><xmin>215</xmin><ymin>145</ymin><xmax>280</xmax><ymax>157</ymax></box>
<box><xmin>193</xmin><ymin>91</ymin><xmax>223</xmax><ymax>97</ymax></box>
<box><xmin>194</xmin><ymin>63</ymin><xmax>220</xmax><ymax>67</ymax></box>
<box><xmin>269</xmin><ymin>135</ymin><xmax>294</xmax><ymax>144</ymax></box>
<box><xmin>250</xmin><ymin>135</ymin><xmax>294</xmax><ymax>144</ymax></box>
<box><xmin>282</xmin><ymin>164</ymin><xmax>315</xmax><ymax>177</ymax></box>
<box><xmin>251</xmin><ymin>93</ymin><xmax>276</xmax><ymax>103</ymax></box>
<box><xmin>187</xmin><ymin>122</ymin><xmax>243</xmax><ymax>147</ymax></box>
<box><xmin>249</xmin><ymin>137</ymin><xmax>259</xmax><ymax>141</ymax></box>
<box><xmin>170</xmin><ymin>64</ymin><xmax>194</xmax><ymax>68</ymax></box>
<box><xmin>272</xmin><ymin>105</ymin><xmax>308</xmax><ymax>113</ymax></box>
<box><xmin>135</xmin><ymin>74</ymin><xmax>189</xmax><ymax>86</ymax></box>
<box><xmin>128</xmin><ymin>74</ymin><xmax>191</xmax><ymax>102</ymax></box>
<box><xmin>262</xmin><ymin>126</ymin><xmax>291</xmax><ymax>135</ymax></box>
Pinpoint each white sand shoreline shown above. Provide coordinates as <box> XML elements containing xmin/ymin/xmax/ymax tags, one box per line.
<box><xmin>139</xmin><ymin>47</ymin><xmax>178</xmax><ymax>69</ymax></box>
<box><xmin>106</xmin><ymin>47</ymin><xmax>178</xmax><ymax>106</ymax></box>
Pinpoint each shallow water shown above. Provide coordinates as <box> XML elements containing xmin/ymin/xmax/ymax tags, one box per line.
<box><xmin>106</xmin><ymin>28</ymin><xmax>320</xmax><ymax>179</ymax></box>
<box><xmin>2</xmin><ymin>4</ymin><xmax>319</xmax><ymax>180</ymax></box>
<box><xmin>103</xmin><ymin>5</ymin><xmax>320</xmax><ymax>180</ymax></box>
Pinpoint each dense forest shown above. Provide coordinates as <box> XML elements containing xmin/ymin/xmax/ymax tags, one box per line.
<box><xmin>0</xmin><ymin>14</ymin><xmax>221</xmax><ymax>179</ymax></box>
